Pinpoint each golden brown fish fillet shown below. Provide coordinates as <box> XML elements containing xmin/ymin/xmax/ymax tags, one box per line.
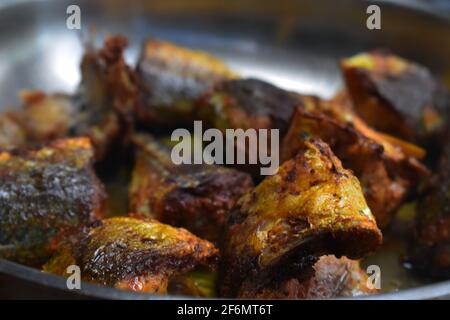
<box><xmin>281</xmin><ymin>102</ymin><xmax>429</xmax><ymax>228</ymax></box>
<box><xmin>220</xmin><ymin>137</ymin><xmax>382</xmax><ymax>297</ymax></box>
<box><xmin>44</xmin><ymin>217</ymin><xmax>218</xmax><ymax>295</ymax></box>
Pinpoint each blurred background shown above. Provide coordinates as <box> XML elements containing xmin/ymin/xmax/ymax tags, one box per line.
<box><xmin>0</xmin><ymin>0</ymin><xmax>450</xmax><ymax>109</ymax></box>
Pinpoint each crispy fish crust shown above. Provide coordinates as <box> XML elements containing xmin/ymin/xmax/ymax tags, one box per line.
<box><xmin>281</xmin><ymin>102</ymin><xmax>429</xmax><ymax>228</ymax></box>
<box><xmin>129</xmin><ymin>134</ymin><xmax>253</xmax><ymax>242</ymax></box>
<box><xmin>238</xmin><ymin>255</ymin><xmax>377</xmax><ymax>299</ymax></box>
<box><xmin>0</xmin><ymin>138</ymin><xmax>105</xmax><ymax>265</ymax></box>
<box><xmin>44</xmin><ymin>217</ymin><xmax>219</xmax><ymax>295</ymax></box>
<box><xmin>136</xmin><ymin>38</ymin><xmax>236</xmax><ymax>127</ymax></box>
<box><xmin>197</xmin><ymin>78</ymin><xmax>308</xmax><ymax>135</ymax></box>
<box><xmin>342</xmin><ymin>51</ymin><xmax>449</xmax><ymax>142</ymax></box>
<box><xmin>408</xmin><ymin>132</ymin><xmax>450</xmax><ymax>278</ymax></box>
<box><xmin>220</xmin><ymin>138</ymin><xmax>382</xmax><ymax>297</ymax></box>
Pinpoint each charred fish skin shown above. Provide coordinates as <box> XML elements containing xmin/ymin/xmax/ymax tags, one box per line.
<box><xmin>220</xmin><ymin>137</ymin><xmax>382</xmax><ymax>297</ymax></box>
<box><xmin>408</xmin><ymin>133</ymin><xmax>450</xmax><ymax>278</ymax></box>
<box><xmin>136</xmin><ymin>38</ymin><xmax>236</xmax><ymax>128</ymax></box>
<box><xmin>342</xmin><ymin>51</ymin><xmax>449</xmax><ymax>143</ymax></box>
<box><xmin>197</xmin><ymin>78</ymin><xmax>307</xmax><ymax>135</ymax></box>
<box><xmin>196</xmin><ymin>78</ymin><xmax>311</xmax><ymax>178</ymax></box>
<box><xmin>0</xmin><ymin>138</ymin><xmax>105</xmax><ymax>265</ymax></box>
<box><xmin>44</xmin><ymin>217</ymin><xmax>219</xmax><ymax>295</ymax></box>
<box><xmin>129</xmin><ymin>133</ymin><xmax>254</xmax><ymax>243</ymax></box>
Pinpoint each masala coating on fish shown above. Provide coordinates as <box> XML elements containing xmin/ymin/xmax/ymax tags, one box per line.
<box><xmin>342</xmin><ymin>51</ymin><xmax>449</xmax><ymax>143</ymax></box>
<box><xmin>129</xmin><ymin>133</ymin><xmax>253</xmax><ymax>242</ymax></box>
<box><xmin>136</xmin><ymin>38</ymin><xmax>237</xmax><ymax>127</ymax></box>
<box><xmin>0</xmin><ymin>138</ymin><xmax>105</xmax><ymax>265</ymax></box>
<box><xmin>220</xmin><ymin>137</ymin><xmax>382</xmax><ymax>297</ymax></box>
<box><xmin>281</xmin><ymin>102</ymin><xmax>429</xmax><ymax>228</ymax></box>
<box><xmin>238</xmin><ymin>255</ymin><xmax>377</xmax><ymax>299</ymax></box>
<box><xmin>44</xmin><ymin>217</ymin><xmax>218</xmax><ymax>295</ymax></box>
<box><xmin>407</xmin><ymin>132</ymin><xmax>450</xmax><ymax>278</ymax></box>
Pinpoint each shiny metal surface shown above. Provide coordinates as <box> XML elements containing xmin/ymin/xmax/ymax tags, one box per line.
<box><xmin>0</xmin><ymin>0</ymin><xmax>450</xmax><ymax>299</ymax></box>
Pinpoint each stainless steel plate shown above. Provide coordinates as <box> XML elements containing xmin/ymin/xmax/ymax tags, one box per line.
<box><xmin>1</xmin><ymin>0</ymin><xmax>450</xmax><ymax>299</ymax></box>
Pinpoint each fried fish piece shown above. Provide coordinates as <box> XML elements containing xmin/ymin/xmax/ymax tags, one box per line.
<box><xmin>0</xmin><ymin>138</ymin><xmax>105</xmax><ymax>265</ymax></box>
<box><xmin>342</xmin><ymin>51</ymin><xmax>449</xmax><ymax>143</ymax></box>
<box><xmin>11</xmin><ymin>36</ymin><xmax>138</xmax><ymax>161</ymax></box>
<box><xmin>136</xmin><ymin>38</ymin><xmax>237</xmax><ymax>127</ymax></box>
<box><xmin>238</xmin><ymin>255</ymin><xmax>377</xmax><ymax>299</ymax></box>
<box><xmin>74</xmin><ymin>35</ymin><xmax>137</xmax><ymax>161</ymax></box>
<box><xmin>220</xmin><ymin>137</ymin><xmax>382</xmax><ymax>297</ymax></box>
<box><xmin>407</xmin><ymin>132</ymin><xmax>450</xmax><ymax>278</ymax></box>
<box><xmin>196</xmin><ymin>78</ymin><xmax>312</xmax><ymax>178</ymax></box>
<box><xmin>129</xmin><ymin>133</ymin><xmax>253</xmax><ymax>242</ymax></box>
<box><xmin>326</xmin><ymin>90</ymin><xmax>427</xmax><ymax>161</ymax></box>
<box><xmin>44</xmin><ymin>217</ymin><xmax>218</xmax><ymax>295</ymax></box>
<box><xmin>281</xmin><ymin>95</ymin><xmax>429</xmax><ymax>228</ymax></box>
<box><xmin>197</xmin><ymin>78</ymin><xmax>309</xmax><ymax>135</ymax></box>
